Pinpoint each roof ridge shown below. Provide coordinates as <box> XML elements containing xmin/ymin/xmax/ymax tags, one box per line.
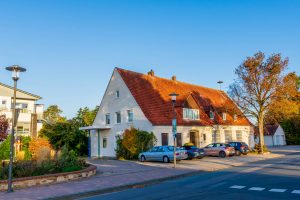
<box><xmin>0</xmin><ymin>82</ymin><xmax>41</xmax><ymax>99</ymax></box>
<box><xmin>116</xmin><ymin>67</ymin><xmax>224</xmax><ymax>93</ymax></box>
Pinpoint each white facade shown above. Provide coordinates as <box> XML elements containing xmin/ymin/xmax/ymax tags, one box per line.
<box><xmin>0</xmin><ymin>83</ymin><xmax>43</xmax><ymax>137</ymax></box>
<box><xmin>264</xmin><ymin>126</ymin><xmax>286</xmax><ymax>147</ymax></box>
<box><xmin>89</xmin><ymin>69</ymin><xmax>254</xmax><ymax>158</ymax></box>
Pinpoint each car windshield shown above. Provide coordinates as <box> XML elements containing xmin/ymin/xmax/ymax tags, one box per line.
<box><xmin>167</xmin><ymin>146</ymin><xmax>174</xmax><ymax>151</ymax></box>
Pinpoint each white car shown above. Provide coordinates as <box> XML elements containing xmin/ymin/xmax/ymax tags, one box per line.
<box><xmin>139</xmin><ymin>146</ymin><xmax>188</xmax><ymax>163</ymax></box>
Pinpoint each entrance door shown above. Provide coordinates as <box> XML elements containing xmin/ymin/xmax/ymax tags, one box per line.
<box><xmin>190</xmin><ymin>131</ymin><xmax>200</xmax><ymax>147</ymax></box>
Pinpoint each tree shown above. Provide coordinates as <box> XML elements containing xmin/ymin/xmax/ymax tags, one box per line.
<box><xmin>72</xmin><ymin>106</ymin><xmax>99</xmax><ymax>127</ymax></box>
<box><xmin>229</xmin><ymin>52</ymin><xmax>289</xmax><ymax>153</ymax></box>
<box><xmin>0</xmin><ymin>115</ymin><xmax>9</xmax><ymax>142</ymax></box>
<box><xmin>43</xmin><ymin>105</ymin><xmax>66</xmax><ymax>124</ymax></box>
<box><xmin>265</xmin><ymin>72</ymin><xmax>300</xmax><ymax>124</ymax></box>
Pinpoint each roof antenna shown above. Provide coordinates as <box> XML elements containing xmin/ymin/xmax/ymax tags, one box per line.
<box><xmin>217</xmin><ymin>81</ymin><xmax>223</xmax><ymax>91</ymax></box>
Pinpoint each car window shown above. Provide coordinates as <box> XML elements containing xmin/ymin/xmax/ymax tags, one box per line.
<box><xmin>228</xmin><ymin>143</ymin><xmax>235</xmax><ymax>147</ymax></box>
<box><xmin>157</xmin><ymin>146</ymin><xmax>164</xmax><ymax>152</ymax></box>
<box><xmin>167</xmin><ymin>146</ymin><xmax>174</xmax><ymax>151</ymax></box>
<box><xmin>214</xmin><ymin>143</ymin><xmax>221</xmax><ymax>147</ymax></box>
<box><xmin>225</xmin><ymin>144</ymin><xmax>231</xmax><ymax>147</ymax></box>
<box><xmin>206</xmin><ymin>144</ymin><xmax>214</xmax><ymax>148</ymax></box>
<box><xmin>151</xmin><ymin>147</ymin><xmax>159</xmax><ymax>152</ymax></box>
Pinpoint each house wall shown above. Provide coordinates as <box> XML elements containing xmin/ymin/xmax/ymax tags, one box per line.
<box><xmin>90</xmin><ymin>69</ymin><xmax>254</xmax><ymax>158</ymax></box>
<box><xmin>91</xmin><ymin>69</ymin><xmax>153</xmax><ymax>157</ymax></box>
<box><xmin>264</xmin><ymin>136</ymin><xmax>274</xmax><ymax>146</ymax></box>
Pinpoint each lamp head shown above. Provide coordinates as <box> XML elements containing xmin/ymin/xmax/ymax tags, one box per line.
<box><xmin>6</xmin><ymin>65</ymin><xmax>26</xmax><ymax>81</ymax></box>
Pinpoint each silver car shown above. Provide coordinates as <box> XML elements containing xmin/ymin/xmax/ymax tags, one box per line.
<box><xmin>139</xmin><ymin>146</ymin><xmax>188</xmax><ymax>163</ymax></box>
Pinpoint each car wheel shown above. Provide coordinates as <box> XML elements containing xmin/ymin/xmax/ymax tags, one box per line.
<box><xmin>235</xmin><ymin>150</ymin><xmax>241</xmax><ymax>156</ymax></box>
<box><xmin>219</xmin><ymin>151</ymin><xmax>226</xmax><ymax>158</ymax></box>
<box><xmin>243</xmin><ymin>153</ymin><xmax>248</xmax><ymax>155</ymax></box>
<box><xmin>163</xmin><ymin>156</ymin><xmax>170</xmax><ymax>163</ymax></box>
<box><xmin>188</xmin><ymin>154</ymin><xmax>193</xmax><ymax>160</ymax></box>
<box><xmin>140</xmin><ymin>155</ymin><xmax>146</xmax><ymax>162</ymax></box>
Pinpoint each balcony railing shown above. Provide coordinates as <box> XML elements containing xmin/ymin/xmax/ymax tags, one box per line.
<box><xmin>15</xmin><ymin>131</ymin><xmax>30</xmax><ymax>136</ymax></box>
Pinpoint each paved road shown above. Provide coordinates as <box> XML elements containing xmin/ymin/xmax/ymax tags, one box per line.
<box><xmin>80</xmin><ymin>151</ymin><xmax>300</xmax><ymax>200</ymax></box>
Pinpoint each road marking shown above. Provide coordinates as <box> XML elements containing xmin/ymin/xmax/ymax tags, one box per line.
<box><xmin>249</xmin><ymin>187</ymin><xmax>265</xmax><ymax>191</ymax></box>
<box><xmin>269</xmin><ymin>189</ymin><xmax>287</xmax><ymax>193</ymax></box>
<box><xmin>230</xmin><ymin>185</ymin><xmax>246</xmax><ymax>189</ymax></box>
<box><xmin>292</xmin><ymin>190</ymin><xmax>300</xmax><ymax>194</ymax></box>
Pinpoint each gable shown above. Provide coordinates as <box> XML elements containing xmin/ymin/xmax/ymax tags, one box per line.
<box><xmin>0</xmin><ymin>82</ymin><xmax>41</xmax><ymax>100</ymax></box>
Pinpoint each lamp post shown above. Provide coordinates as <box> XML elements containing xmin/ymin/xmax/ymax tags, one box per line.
<box><xmin>6</xmin><ymin>65</ymin><xmax>26</xmax><ymax>193</ymax></box>
<box><xmin>169</xmin><ymin>92</ymin><xmax>179</xmax><ymax>168</ymax></box>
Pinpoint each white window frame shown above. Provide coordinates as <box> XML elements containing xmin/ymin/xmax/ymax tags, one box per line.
<box><xmin>209</xmin><ymin>111</ymin><xmax>214</xmax><ymax>120</ymax></box>
<box><xmin>115</xmin><ymin>111</ymin><xmax>121</xmax><ymax>124</ymax></box>
<box><xmin>103</xmin><ymin>138</ymin><xmax>107</xmax><ymax>148</ymax></box>
<box><xmin>236</xmin><ymin>130</ymin><xmax>243</xmax><ymax>141</ymax></box>
<box><xmin>127</xmin><ymin>110</ymin><xmax>133</xmax><ymax>123</ymax></box>
<box><xmin>115</xmin><ymin>90</ymin><xmax>120</xmax><ymax>99</ymax></box>
<box><xmin>233</xmin><ymin>114</ymin><xmax>237</xmax><ymax>121</ymax></box>
<box><xmin>183</xmin><ymin>108</ymin><xmax>200</xmax><ymax>120</ymax></box>
<box><xmin>105</xmin><ymin>113</ymin><xmax>110</xmax><ymax>125</ymax></box>
<box><xmin>222</xmin><ymin>112</ymin><xmax>227</xmax><ymax>121</ymax></box>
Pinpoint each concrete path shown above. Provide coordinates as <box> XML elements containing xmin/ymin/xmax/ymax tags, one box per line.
<box><xmin>0</xmin><ymin>146</ymin><xmax>297</xmax><ymax>200</ymax></box>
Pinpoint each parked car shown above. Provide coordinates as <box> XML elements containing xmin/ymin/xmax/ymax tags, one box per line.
<box><xmin>139</xmin><ymin>146</ymin><xmax>188</xmax><ymax>163</ymax></box>
<box><xmin>203</xmin><ymin>143</ymin><xmax>235</xmax><ymax>158</ymax></box>
<box><xmin>180</xmin><ymin>146</ymin><xmax>205</xmax><ymax>159</ymax></box>
<box><xmin>228</xmin><ymin>142</ymin><xmax>250</xmax><ymax>156</ymax></box>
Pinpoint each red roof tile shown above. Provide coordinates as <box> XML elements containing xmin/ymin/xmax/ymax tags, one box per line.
<box><xmin>117</xmin><ymin>68</ymin><xmax>251</xmax><ymax>126</ymax></box>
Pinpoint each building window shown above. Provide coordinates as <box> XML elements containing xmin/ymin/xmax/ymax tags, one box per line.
<box><xmin>0</xmin><ymin>100</ymin><xmax>6</xmax><ymax>109</ymax></box>
<box><xmin>103</xmin><ymin>138</ymin><xmax>107</xmax><ymax>148</ymax></box>
<box><xmin>105</xmin><ymin>114</ymin><xmax>110</xmax><ymax>125</ymax></box>
<box><xmin>115</xmin><ymin>90</ymin><xmax>120</xmax><ymax>99</ymax></box>
<box><xmin>209</xmin><ymin>111</ymin><xmax>214</xmax><ymax>120</ymax></box>
<box><xmin>236</xmin><ymin>130</ymin><xmax>243</xmax><ymax>141</ymax></box>
<box><xmin>203</xmin><ymin>133</ymin><xmax>206</xmax><ymax>141</ymax></box>
<box><xmin>212</xmin><ymin>130</ymin><xmax>220</xmax><ymax>143</ymax></box>
<box><xmin>161</xmin><ymin>133</ymin><xmax>168</xmax><ymax>146</ymax></box>
<box><xmin>183</xmin><ymin>108</ymin><xmax>200</xmax><ymax>120</ymax></box>
<box><xmin>225</xmin><ymin>130</ymin><xmax>232</xmax><ymax>143</ymax></box>
<box><xmin>233</xmin><ymin>114</ymin><xmax>237</xmax><ymax>121</ymax></box>
<box><xmin>176</xmin><ymin>133</ymin><xmax>182</xmax><ymax>147</ymax></box>
<box><xmin>222</xmin><ymin>113</ymin><xmax>227</xmax><ymax>121</ymax></box>
<box><xmin>127</xmin><ymin>110</ymin><xmax>133</xmax><ymax>122</ymax></box>
<box><xmin>116</xmin><ymin>111</ymin><xmax>121</xmax><ymax>124</ymax></box>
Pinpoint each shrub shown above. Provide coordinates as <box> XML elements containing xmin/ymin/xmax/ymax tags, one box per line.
<box><xmin>0</xmin><ymin>135</ymin><xmax>11</xmax><ymax>161</ymax></box>
<box><xmin>0</xmin><ymin>146</ymin><xmax>87</xmax><ymax>180</ymax></box>
<box><xmin>29</xmin><ymin>137</ymin><xmax>53</xmax><ymax>161</ymax></box>
<box><xmin>254</xmin><ymin>144</ymin><xmax>269</xmax><ymax>153</ymax></box>
<box><xmin>116</xmin><ymin>127</ymin><xmax>156</xmax><ymax>160</ymax></box>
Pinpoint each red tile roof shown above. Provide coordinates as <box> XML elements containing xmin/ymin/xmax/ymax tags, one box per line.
<box><xmin>117</xmin><ymin>68</ymin><xmax>251</xmax><ymax>126</ymax></box>
<box><xmin>254</xmin><ymin>125</ymin><xmax>279</xmax><ymax>136</ymax></box>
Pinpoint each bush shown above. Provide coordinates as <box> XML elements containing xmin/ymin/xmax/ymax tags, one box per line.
<box><xmin>116</xmin><ymin>127</ymin><xmax>156</xmax><ymax>160</ymax></box>
<box><xmin>0</xmin><ymin>135</ymin><xmax>11</xmax><ymax>161</ymax></box>
<box><xmin>254</xmin><ymin>144</ymin><xmax>269</xmax><ymax>153</ymax></box>
<box><xmin>0</xmin><ymin>146</ymin><xmax>87</xmax><ymax>180</ymax></box>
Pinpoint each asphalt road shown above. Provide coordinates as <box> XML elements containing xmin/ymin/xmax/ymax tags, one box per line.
<box><xmin>80</xmin><ymin>152</ymin><xmax>300</xmax><ymax>200</ymax></box>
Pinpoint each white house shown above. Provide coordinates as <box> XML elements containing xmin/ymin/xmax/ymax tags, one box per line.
<box><xmin>0</xmin><ymin>82</ymin><xmax>43</xmax><ymax>138</ymax></box>
<box><xmin>254</xmin><ymin>124</ymin><xmax>286</xmax><ymax>147</ymax></box>
<box><xmin>81</xmin><ymin>68</ymin><xmax>254</xmax><ymax>158</ymax></box>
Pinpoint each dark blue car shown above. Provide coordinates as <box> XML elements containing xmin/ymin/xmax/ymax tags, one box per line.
<box><xmin>180</xmin><ymin>146</ymin><xmax>205</xmax><ymax>160</ymax></box>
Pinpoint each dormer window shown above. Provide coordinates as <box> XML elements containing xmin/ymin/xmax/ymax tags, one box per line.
<box><xmin>222</xmin><ymin>112</ymin><xmax>227</xmax><ymax>121</ymax></box>
<box><xmin>115</xmin><ymin>90</ymin><xmax>120</xmax><ymax>99</ymax></box>
<box><xmin>233</xmin><ymin>114</ymin><xmax>237</xmax><ymax>121</ymax></box>
<box><xmin>209</xmin><ymin>111</ymin><xmax>214</xmax><ymax>120</ymax></box>
<box><xmin>183</xmin><ymin>108</ymin><xmax>200</xmax><ymax>120</ymax></box>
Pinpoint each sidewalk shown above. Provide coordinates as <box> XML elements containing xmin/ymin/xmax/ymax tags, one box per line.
<box><xmin>0</xmin><ymin>160</ymin><xmax>197</xmax><ymax>200</ymax></box>
<box><xmin>0</xmin><ymin>146</ymin><xmax>296</xmax><ymax>200</ymax></box>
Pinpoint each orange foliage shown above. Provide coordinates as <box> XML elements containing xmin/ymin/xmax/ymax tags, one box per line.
<box><xmin>29</xmin><ymin>138</ymin><xmax>53</xmax><ymax>160</ymax></box>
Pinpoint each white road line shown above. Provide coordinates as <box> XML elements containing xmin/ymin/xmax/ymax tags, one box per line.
<box><xmin>292</xmin><ymin>190</ymin><xmax>300</xmax><ymax>194</ymax></box>
<box><xmin>230</xmin><ymin>185</ymin><xmax>246</xmax><ymax>189</ymax></box>
<box><xmin>269</xmin><ymin>189</ymin><xmax>287</xmax><ymax>193</ymax></box>
<box><xmin>249</xmin><ymin>187</ymin><xmax>265</xmax><ymax>191</ymax></box>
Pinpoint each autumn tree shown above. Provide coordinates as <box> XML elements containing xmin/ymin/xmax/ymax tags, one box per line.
<box><xmin>43</xmin><ymin>105</ymin><xmax>66</xmax><ymax>124</ymax></box>
<box><xmin>0</xmin><ymin>115</ymin><xmax>9</xmax><ymax>142</ymax></box>
<box><xmin>229</xmin><ymin>52</ymin><xmax>289</xmax><ymax>153</ymax></box>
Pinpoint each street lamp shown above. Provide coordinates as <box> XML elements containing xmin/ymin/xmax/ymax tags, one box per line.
<box><xmin>5</xmin><ymin>65</ymin><xmax>26</xmax><ymax>193</ymax></box>
<box><xmin>169</xmin><ymin>92</ymin><xmax>179</xmax><ymax>168</ymax></box>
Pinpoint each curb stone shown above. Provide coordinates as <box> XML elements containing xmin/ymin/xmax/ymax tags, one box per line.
<box><xmin>46</xmin><ymin>170</ymin><xmax>204</xmax><ymax>200</ymax></box>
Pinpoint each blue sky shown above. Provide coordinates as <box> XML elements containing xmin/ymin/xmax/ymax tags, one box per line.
<box><xmin>0</xmin><ymin>0</ymin><xmax>299</xmax><ymax>118</ymax></box>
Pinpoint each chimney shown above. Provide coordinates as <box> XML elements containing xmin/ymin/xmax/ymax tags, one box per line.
<box><xmin>148</xmin><ymin>69</ymin><xmax>155</xmax><ymax>76</ymax></box>
<box><xmin>171</xmin><ymin>76</ymin><xmax>176</xmax><ymax>81</ymax></box>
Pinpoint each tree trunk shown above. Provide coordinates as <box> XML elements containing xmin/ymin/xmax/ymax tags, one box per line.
<box><xmin>258</xmin><ymin>113</ymin><xmax>265</xmax><ymax>154</ymax></box>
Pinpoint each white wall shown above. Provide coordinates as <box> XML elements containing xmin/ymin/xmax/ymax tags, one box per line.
<box><xmin>91</xmin><ymin>69</ymin><xmax>153</xmax><ymax>157</ymax></box>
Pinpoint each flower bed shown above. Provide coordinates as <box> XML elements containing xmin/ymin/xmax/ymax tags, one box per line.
<box><xmin>0</xmin><ymin>165</ymin><xmax>96</xmax><ymax>191</ymax></box>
